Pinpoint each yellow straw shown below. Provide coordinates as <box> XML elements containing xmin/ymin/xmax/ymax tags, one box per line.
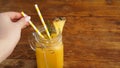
<box><xmin>35</xmin><ymin>4</ymin><xmax>51</xmax><ymax>39</ymax></box>
<box><xmin>21</xmin><ymin>11</ymin><xmax>45</xmax><ymax>39</ymax></box>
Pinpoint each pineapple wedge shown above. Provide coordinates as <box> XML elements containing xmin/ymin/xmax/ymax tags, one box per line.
<box><xmin>53</xmin><ymin>17</ymin><xmax>66</xmax><ymax>34</ymax></box>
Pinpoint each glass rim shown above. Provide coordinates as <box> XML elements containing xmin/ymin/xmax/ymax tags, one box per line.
<box><xmin>33</xmin><ymin>26</ymin><xmax>62</xmax><ymax>42</ymax></box>
<box><xmin>28</xmin><ymin>26</ymin><xmax>63</xmax><ymax>50</ymax></box>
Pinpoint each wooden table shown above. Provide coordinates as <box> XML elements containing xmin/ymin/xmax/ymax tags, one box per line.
<box><xmin>0</xmin><ymin>0</ymin><xmax>120</xmax><ymax>68</ymax></box>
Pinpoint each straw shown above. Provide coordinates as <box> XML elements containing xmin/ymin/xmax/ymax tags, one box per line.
<box><xmin>21</xmin><ymin>11</ymin><xmax>45</xmax><ymax>39</ymax></box>
<box><xmin>35</xmin><ymin>4</ymin><xmax>51</xmax><ymax>39</ymax></box>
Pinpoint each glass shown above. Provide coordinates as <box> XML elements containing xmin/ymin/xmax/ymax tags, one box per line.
<box><xmin>29</xmin><ymin>26</ymin><xmax>64</xmax><ymax>68</ymax></box>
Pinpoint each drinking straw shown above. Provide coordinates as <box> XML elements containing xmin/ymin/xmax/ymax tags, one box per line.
<box><xmin>35</xmin><ymin>4</ymin><xmax>51</xmax><ymax>39</ymax></box>
<box><xmin>21</xmin><ymin>11</ymin><xmax>45</xmax><ymax>38</ymax></box>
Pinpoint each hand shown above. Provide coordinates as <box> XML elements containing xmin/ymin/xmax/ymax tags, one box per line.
<box><xmin>0</xmin><ymin>12</ymin><xmax>31</xmax><ymax>63</ymax></box>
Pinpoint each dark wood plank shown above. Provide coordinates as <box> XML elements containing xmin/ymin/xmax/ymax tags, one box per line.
<box><xmin>0</xmin><ymin>59</ymin><xmax>36</xmax><ymax>68</ymax></box>
<box><xmin>1</xmin><ymin>59</ymin><xmax>120</xmax><ymax>68</ymax></box>
<box><xmin>1</xmin><ymin>0</ymin><xmax>120</xmax><ymax>16</ymax></box>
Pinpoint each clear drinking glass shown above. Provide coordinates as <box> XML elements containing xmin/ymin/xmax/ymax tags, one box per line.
<box><xmin>28</xmin><ymin>26</ymin><xmax>64</xmax><ymax>68</ymax></box>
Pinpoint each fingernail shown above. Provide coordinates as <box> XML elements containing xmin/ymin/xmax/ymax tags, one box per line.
<box><xmin>25</xmin><ymin>16</ymin><xmax>31</xmax><ymax>22</ymax></box>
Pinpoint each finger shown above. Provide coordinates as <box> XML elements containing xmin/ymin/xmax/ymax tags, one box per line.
<box><xmin>16</xmin><ymin>16</ymin><xmax>31</xmax><ymax>29</ymax></box>
<box><xmin>3</xmin><ymin>12</ymin><xmax>23</xmax><ymax>20</ymax></box>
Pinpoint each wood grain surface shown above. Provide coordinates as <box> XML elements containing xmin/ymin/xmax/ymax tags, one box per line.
<box><xmin>1</xmin><ymin>0</ymin><xmax>120</xmax><ymax>68</ymax></box>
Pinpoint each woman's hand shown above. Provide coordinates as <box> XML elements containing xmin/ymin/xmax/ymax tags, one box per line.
<box><xmin>0</xmin><ymin>12</ymin><xmax>30</xmax><ymax>63</ymax></box>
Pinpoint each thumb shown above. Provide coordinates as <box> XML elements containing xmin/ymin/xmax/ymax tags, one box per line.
<box><xmin>16</xmin><ymin>16</ymin><xmax>31</xmax><ymax>29</ymax></box>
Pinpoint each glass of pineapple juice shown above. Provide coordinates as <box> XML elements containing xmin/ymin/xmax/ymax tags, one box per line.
<box><xmin>29</xmin><ymin>27</ymin><xmax>64</xmax><ymax>68</ymax></box>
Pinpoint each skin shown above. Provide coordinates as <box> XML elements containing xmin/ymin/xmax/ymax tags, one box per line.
<box><xmin>0</xmin><ymin>12</ymin><xmax>31</xmax><ymax>63</ymax></box>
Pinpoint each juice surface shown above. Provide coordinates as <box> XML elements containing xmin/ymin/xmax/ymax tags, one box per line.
<box><xmin>36</xmin><ymin>43</ymin><xmax>63</xmax><ymax>68</ymax></box>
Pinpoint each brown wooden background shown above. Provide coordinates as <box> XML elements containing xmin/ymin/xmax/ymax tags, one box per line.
<box><xmin>0</xmin><ymin>0</ymin><xmax>120</xmax><ymax>68</ymax></box>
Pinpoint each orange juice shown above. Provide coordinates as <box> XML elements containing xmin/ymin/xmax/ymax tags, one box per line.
<box><xmin>36</xmin><ymin>43</ymin><xmax>63</xmax><ymax>68</ymax></box>
<box><xmin>35</xmin><ymin>33</ymin><xmax>63</xmax><ymax>68</ymax></box>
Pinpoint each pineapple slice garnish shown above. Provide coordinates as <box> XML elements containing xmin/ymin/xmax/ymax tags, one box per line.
<box><xmin>53</xmin><ymin>17</ymin><xmax>66</xmax><ymax>35</ymax></box>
